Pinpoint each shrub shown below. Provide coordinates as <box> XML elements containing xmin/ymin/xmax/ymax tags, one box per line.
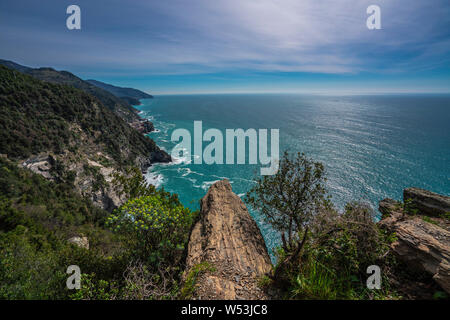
<box><xmin>107</xmin><ymin>193</ymin><xmax>194</xmax><ymax>267</ymax></box>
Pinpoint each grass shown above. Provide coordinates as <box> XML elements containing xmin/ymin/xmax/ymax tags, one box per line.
<box><xmin>290</xmin><ymin>259</ymin><xmax>339</xmax><ymax>299</ymax></box>
<box><xmin>179</xmin><ymin>262</ymin><xmax>216</xmax><ymax>299</ymax></box>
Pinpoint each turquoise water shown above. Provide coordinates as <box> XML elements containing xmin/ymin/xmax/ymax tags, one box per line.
<box><xmin>136</xmin><ymin>94</ymin><xmax>450</xmax><ymax>254</ymax></box>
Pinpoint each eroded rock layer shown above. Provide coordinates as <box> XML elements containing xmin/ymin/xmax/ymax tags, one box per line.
<box><xmin>379</xmin><ymin>190</ymin><xmax>450</xmax><ymax>293</ymax></box>
<box><xmin>184</xmin><ymin>179</ymin><xmax>273</xmax><ymax>299</ymax></box>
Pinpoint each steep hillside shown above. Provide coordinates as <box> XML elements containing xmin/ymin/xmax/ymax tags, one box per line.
<box><xmin>0</xmin><ymin>65</ymin><xmax>170</xmax><ymax>210</ymax></box>
<box><xmin>0</xmin><ymin>59</ymin><xmax>139</xmax><ymax>122</ymax></box>
<box><xmin>0</xmin><ymin>155</ymin><xmax>126</xmax><ymax>299</ymax></box>
<box><xmin>87</xmin><ymin>79</ymin><xmax>153</xmax><ymax>104</ymax></box>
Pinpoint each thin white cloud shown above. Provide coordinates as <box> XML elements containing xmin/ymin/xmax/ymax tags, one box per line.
<box><xmin>1</xmin><ymin>0</ymin><xmax>449</xmax><ymax>75</ymax></box>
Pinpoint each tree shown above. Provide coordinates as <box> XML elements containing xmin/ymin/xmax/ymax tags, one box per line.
<box><xmin>245</xmin><ymin>151</ymin><xmax>330</xmax><ymax>280</ymax></box>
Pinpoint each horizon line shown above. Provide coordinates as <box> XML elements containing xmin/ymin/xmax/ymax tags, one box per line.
<box><xmin>146</xmin><ymin>91</ymin><xmax>450</xmax><ymax>96</ymax></box>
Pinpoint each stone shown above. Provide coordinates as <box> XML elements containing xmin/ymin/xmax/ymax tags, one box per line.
<box><xmin>184</xmin><ymin>179</ymin><xmax>273</xmax><ymax>299</ymax></box>
<box><xmin>379</xmin><ymin>192</ymin><xmax>450</xmax><ymax>294</ymax></box>
<box><xmin>404</xmin><ymin>187</ymin><xmax>450</xmax><ymax>217</ymax></box>
<box><xmin>67</xmin><ymin>236</ymin><xmax>89</xmax><ymax>249</ymax></box>
<box><xmin>379</xmin><ymin>198</ymin><xmax>402</xmax><ymax>217</ymax></box>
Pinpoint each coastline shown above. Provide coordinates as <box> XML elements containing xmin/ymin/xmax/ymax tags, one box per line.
<box><xmin>134</xmin><ymin>98</ymin><xmax>173</xmax><ymax>179</ymax></box>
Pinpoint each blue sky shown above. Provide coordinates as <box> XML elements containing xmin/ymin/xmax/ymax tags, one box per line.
<box><xmin>0</xmin><ymin>0</ymin><xmax>449</xmax><ymax>94</ymax></box>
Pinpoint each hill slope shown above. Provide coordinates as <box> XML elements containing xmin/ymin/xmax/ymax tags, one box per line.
<box><xmin>0</xmin><ymin>65</ymin><xmax>170</xmax><ymax>210</ymax></box>
<box><xmin>0</xmin><ymin>59</ymin><xmax>139</xmax><ymax>122</ymax></box>
<box><xmin>87</xmin><ymin>79</ymin><xmax>153</xmax><ymax>104</ymax></box>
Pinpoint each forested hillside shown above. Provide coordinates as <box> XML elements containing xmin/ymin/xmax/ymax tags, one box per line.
<box><xmin>0</xmin><ymin>65</ymin><xmax>170</xmax><ymax>210</ymax></box>
<box><xmin>0</xmin><ymin>65</ymin><xmax>162</xmax><ymax>164</ymax></box>
<box><xmin>0</xmin><ymin>59</ymin><xmax>139</xmax><ymax>122</ymax></box>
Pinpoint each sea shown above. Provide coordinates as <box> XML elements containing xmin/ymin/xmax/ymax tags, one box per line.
<box><xmin>135</xmin><ymin>94</ymin><xmax>450</xmax><ymax>254</ymax></box>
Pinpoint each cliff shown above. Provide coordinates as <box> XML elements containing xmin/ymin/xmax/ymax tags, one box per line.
<box><xmin>0</xmin><ymin>65</ymin><xmax>170</xmax><ymax>211</ymax></box>
<box><xmin>379</xmin><ymin>188</ymin><xmax>450</xmax><ymax>294</ymax></box>
<box><xmin>0</xmin><ymin>59</ymin><xmax>140</xmax><ymax>123</ymax></box>
<box><xmin>184</xmin><ymin>180</ymin><xmax>273</xmax><ymax>299</ymax></box>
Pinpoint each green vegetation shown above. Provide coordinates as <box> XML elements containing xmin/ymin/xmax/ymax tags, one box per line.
<box><xmin>246</xmin><ymin>152</ymin><xmax>400</xmax><ymax>299</ymax></box>
<box><xmin>0</xmin><ymin>59</ymin><xmax>140</xmax><ymax>122</ymax></box>
<box><xmin>0</xmin><ymin>157</ymin><xmax>125</xmax><ymax>299</ymax></box>
<box><xmin>0</xmin><ymin>65</ymin><xmax>159</xmax><ymax>165</ymax></box>
<box><xmin>0</xmin><ymin>157</ymin><xmax>195</xmax><ymax>299</ymax></box>
<box><xmin>246</xmin><ymin>152</ymin><xmax>331</xmax><ymax>282</ymax></box>
<box><xmin>107</xmin><ymin>193</ymin><xmax>194</xmax><ymax>266</ymax></box>
<box><xmin>180</xmin><ymin>262</ymin><xmax>216</xmax><ymax>299</ymax></box>
<box><xmin>86</xmin><ymin>79</ymin><xmax>153</xmax><ymax>100</ymax></box>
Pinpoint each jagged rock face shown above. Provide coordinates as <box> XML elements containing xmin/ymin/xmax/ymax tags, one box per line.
<box><xmin>22</xmin><ymin>154</ymin><xmax>55</xmax><ymax>180</ymax></box>
<box><xmin>404</xmin><ymin>187</ymin><xmax>450</xmax><ymax>217</ymax></box>
<box><xmin>379</xmin><ymin>193</ymin><xmax>450</xmax><ymax>293</ymax></box>
<box><xmin>184</xmin><ymin>179</ymin><xmax>273</xmax><ymax>300</ymax></box>
<box><xmin>21</xmin><ymin>153</ymin><xmax>126</xmax><ymax>212</ymax></box>
<box><xmin>129</xmin><ymin>119</ymin><xmax>155</xmax><ymax>134</ymax></box>
<box><xmin>379</xmin><ymin>198</ymin><xmax>402</xmax><ymax>217</ymax></box>
<box><xmin>150</xmin><ymin>150</ymin><xmax>171</xmax><ymax>164</ymax></box>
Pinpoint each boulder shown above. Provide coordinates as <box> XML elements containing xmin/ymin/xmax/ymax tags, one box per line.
<box><xmin>184</xmin><ymin>179</ymin><xmax>273</xmax><ymax>299</ymax></box>
<box><xmin>404</xmin><ymin>187</ymin><xmax>450</xmax><ymax>217</ymax></box>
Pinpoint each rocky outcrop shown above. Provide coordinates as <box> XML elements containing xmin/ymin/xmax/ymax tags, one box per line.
<box><xmin>379</xmin><ymin>189</ymin><xmax>450</xmax><ymax>294</ymax></box>
<box><xmin>67</xmin><ymin>236</ymin><xmax>89</xmax><ymax>249</ymax></box>
<box><xmin>184</xmin><ymin>180</ymin><xmax>273</xmax><ymax>300</ymax></box>
<box><xmin>404</xmin><ymin>187</ymin><xmax>450</xmax><ymax>217</ymax></box>
<box><xmin>129</xmin><ymin>119</ymin><xmax>155</xmax><ymax>134</ymax></box>
<box><xmin>21</xmin><ymin>154</ymin><xmax>126</xmax><ymax>212</ymax></box>
<box><xmin>150</xmin><ymin>149</ymin><xmax>172</xmax><ymax>164</ymax></box>
<box><xmin>20</xmin><ymin>150</ymin><xmax>170</xmax><ymax>211</ymax></box>
<box><xmin>379</xmin><ymin>198</ymin><xmax>402</xmax><ymax>217</ymax></box>
<box><xmin>22</xmin><ymin>154</ymin><xmax>55</xmax><ymax>180</ymax></box>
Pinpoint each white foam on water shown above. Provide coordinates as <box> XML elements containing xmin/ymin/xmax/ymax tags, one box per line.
<box><xmin>145</xmin><ymin>171</ymin><xmax>164</xmax><ymax>188</ymax></box>
<box><xmin>178</xmin><ymin>167</ymin><xmax>192</xmax><ymax>176</ymax></box>
<box><xmin>211</xmin><ymin>174</ymin><xmax>229</xmax><ymax>180</ymax></box>
<box><xmin>171</xmin><ymin>147</ymin><xmax>192</xmax><ymax>164</ymax></box>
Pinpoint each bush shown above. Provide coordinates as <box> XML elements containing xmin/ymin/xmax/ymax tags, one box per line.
<box><xmin>295</xmin><ymin>202</ymin><xmax>396</xmax><ymax>299</ymax></box>
<box><xmin>107</xmin><ymin>193</ymin><xmax>194</xmax><ymax>267</ymax></box>
<box><xmin>247</xmin><ymin>152</ymin><xmax>398</xmax><ymax>299</ymax></box>
<box><xmin>0</xmin><ymin>157</ymin><xmax>128</xmax><ymax>299</ymax></box>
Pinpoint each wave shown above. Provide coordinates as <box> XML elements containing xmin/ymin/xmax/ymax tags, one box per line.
<box><xmin>145</xmin><ymin>171</ymin><xmax>164</xmax><ymax>188</ymax></box>
<box><xmin>171</xmin><ymin>147</ymin><xmax>192</xmax><ymax>164</ymax></box>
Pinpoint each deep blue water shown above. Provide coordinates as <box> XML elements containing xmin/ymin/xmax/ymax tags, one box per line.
<box><xmin>136</xmin><ymin>94</ymin><xmax>450</xmax><ymax>254</ymax></box>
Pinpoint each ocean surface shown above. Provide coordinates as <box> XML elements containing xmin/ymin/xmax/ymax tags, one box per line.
<box><xmin>136</xmin><ymin>94</ymin><xmax>450</xmax><ymax>254</ymax></box>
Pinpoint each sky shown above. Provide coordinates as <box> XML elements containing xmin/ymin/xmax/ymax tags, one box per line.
<box><xmin>0</xmin><ymin>0</ymin><xmax>449</xmax><ymax>94</ymax></box>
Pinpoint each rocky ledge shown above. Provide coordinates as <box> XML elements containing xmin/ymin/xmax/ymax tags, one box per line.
<box><xmin>184</xmin><ymin>180</ymin><xmax>273</xmax><ymax>299</ymax></box>
<box><xmin>403</xmin><ymin>187</ymin><xmax>450</xmax><ymax>217</ymax></box>
<box><xmin>379</xmin><ymin>188</ymin><xmax>450</xmax><ymax>293</ymax></box>
<box><xmin>129</xmin><ymin>119</ymin><xmax>155</xmax><ymax>134</ymax></box>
